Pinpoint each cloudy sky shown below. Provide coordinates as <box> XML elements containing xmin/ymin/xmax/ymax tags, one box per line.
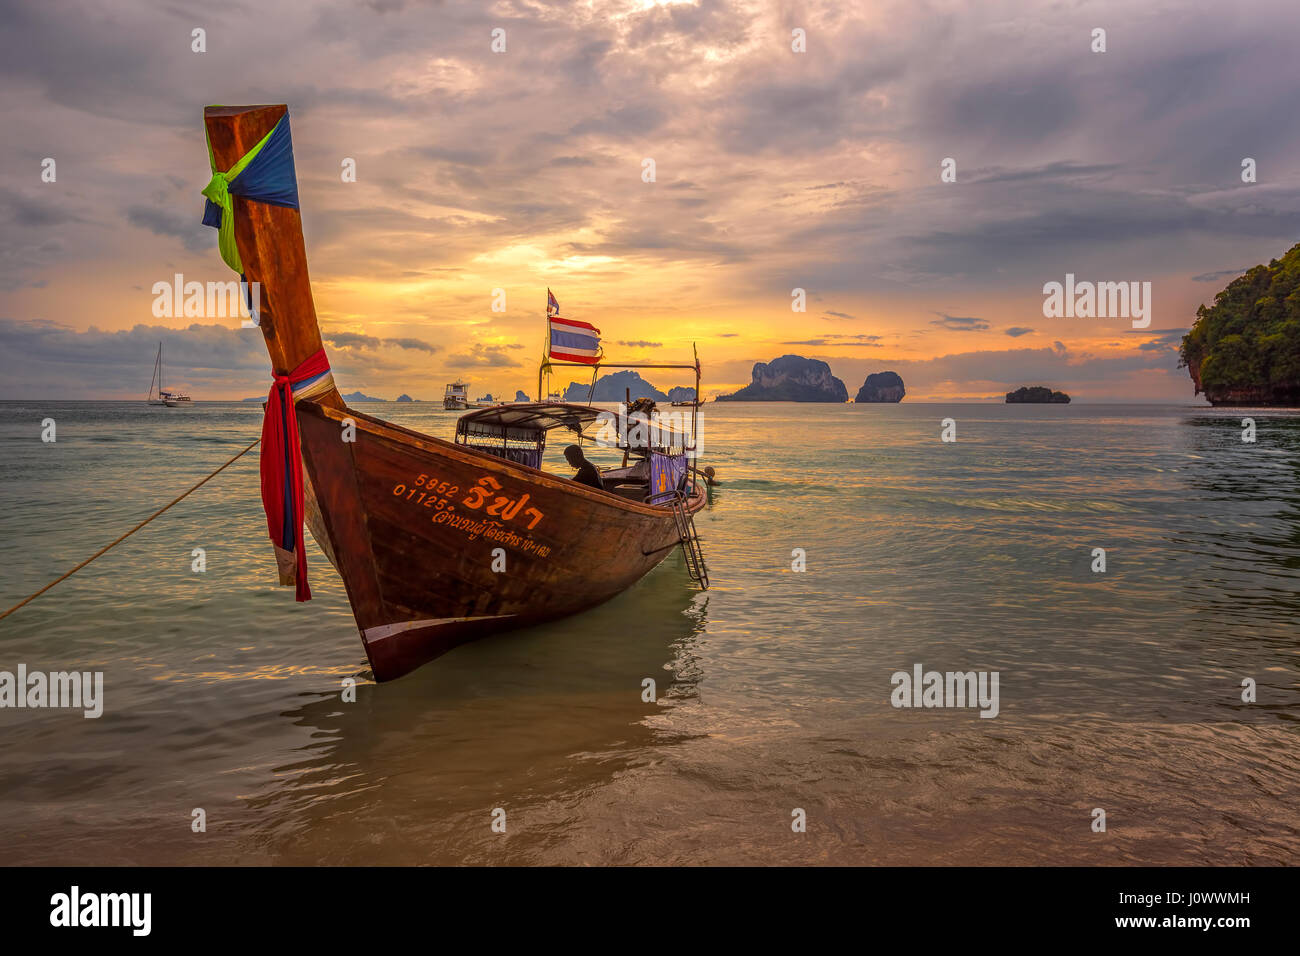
<box><xmin>2</xmin><ymin>0</ymin><xmax>1298</xmax><ymax>401</ymax></box>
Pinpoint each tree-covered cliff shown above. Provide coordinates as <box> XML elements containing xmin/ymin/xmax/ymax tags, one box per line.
<box><xmin>1180</xmin><ymin>243</ymin><xmax>1300</xmax><ymax>406</ymax></box>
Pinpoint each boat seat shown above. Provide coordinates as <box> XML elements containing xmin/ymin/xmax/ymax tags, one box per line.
<box><xmin>610</xmin><ymin>483</ymin><xmax>647</xmax><ymax>502</ymax></box>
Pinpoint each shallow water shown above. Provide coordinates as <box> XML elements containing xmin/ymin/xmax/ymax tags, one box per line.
<box><xmin>0</xmin><ymin>401</ymin><xmax>1296</xmax><ymax>865</ymax></box>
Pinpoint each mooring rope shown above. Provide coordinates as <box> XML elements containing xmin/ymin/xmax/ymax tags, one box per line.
<box><xmin>0</xmin><ymin>437</ymin><xmax>261</xmax><ymax>622</ymax></box>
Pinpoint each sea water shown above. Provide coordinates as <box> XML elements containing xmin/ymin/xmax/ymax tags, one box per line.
<box><xmin>0</xmin><ymin>401</ymin><xmax>1296</xmax><ymax>864</ymax></box>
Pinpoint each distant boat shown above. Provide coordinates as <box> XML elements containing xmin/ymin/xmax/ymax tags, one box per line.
<box><xmin>443</xmin><ymin>381</ymin><xmax>470</xmax><ymax>410</ymax></box>
<box><xmin>671</xmin><ymin>399</ymin><xmax>703</xmax><ymax>407</ymax></box>
<box><xmin>146</xmin><ymin>342</ymin><xmax>193</xmax><ymax>406</ymax></box>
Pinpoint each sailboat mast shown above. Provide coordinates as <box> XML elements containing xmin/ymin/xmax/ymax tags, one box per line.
<box><xmin>147</xmin><ymin>342</ymin><xmax>160</xmax><ymax>402</ymax></box>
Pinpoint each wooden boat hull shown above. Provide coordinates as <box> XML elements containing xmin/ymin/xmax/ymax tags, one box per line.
<box><xmin>296</xmin><ymin>399</ymin><xmax>705</xmax><ymax>681</ymax></box>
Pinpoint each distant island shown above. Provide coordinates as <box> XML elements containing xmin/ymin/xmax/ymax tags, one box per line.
<box><xmin>667</xmin><ymin>386</ymin><xmax>697</xmax><ymax>402</ymax></box>
<box><xmin>716</xmin><ymin>355</ymin><xmax>848</xmax><ymax>402</ymax></box>
<box><xmin>1180</xmin><ymin>242</ymin><xmax>1300</xmax><ymax>406</ymax></box>
<box><xmin>1006</xmin><ymin>386</ymin><xmax>1070</xmax><ymax>404</ymax></box>
<box><xmin>562</xmin><ymin>369</ymin><xmax>668</xmax><ymax>402</ymax></box>
<box><xmin>396</xmin><ymin>394</ymin><xmax>413</xmax><ymax>402</ymax></box>
<box><xmin>855</xmin><ymin>371</ymin><xmax>905</xmax><ymax>403</ymax></box>
<box><xmin>514</xmin><ymin>390</ymin><xmax>529</xmax><ymax>402</ymax></box>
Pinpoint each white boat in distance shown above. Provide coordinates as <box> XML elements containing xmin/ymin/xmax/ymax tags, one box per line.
<box><xmin>443</xmin><ymin>381</ymin><xmax>470</xmax><ymax>410</ymax></box>
<box><xmin>146</xmin><ymin>342</ymin><xmax>193</xmax><ymax>406</ymax></box>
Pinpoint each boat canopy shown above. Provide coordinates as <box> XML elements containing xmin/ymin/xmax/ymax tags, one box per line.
<box><xmin>457</xmin><ymin>402</ymin><xmax>601</xmax><ymax>440</ymax></box>
<box><xmin>455</xmin><ymin>400</ymin><xmax>691</xmax><ymax>467</ymax></box>
<box><xmin>454</xmin><ymin>402</ymin><xmax>601</xmax><ymax>468</ymax></box>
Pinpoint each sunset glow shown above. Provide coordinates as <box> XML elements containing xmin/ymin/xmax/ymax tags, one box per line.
<box><xmin>2</xmin><ymin>0</ymin><xmax>1297</xmax><ymax>402</ymax></box>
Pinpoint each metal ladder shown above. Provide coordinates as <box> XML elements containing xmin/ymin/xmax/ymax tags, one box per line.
<box><xmin>668</xmin><ymin>491</ymin><xmax>709</xmax><ymax>589</ymax></box>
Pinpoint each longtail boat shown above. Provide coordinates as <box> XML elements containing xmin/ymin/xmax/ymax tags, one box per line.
<box><xmin>201</xmin><ymin>104</ymin><xmax>709</xmax><ymax>682</ymax></box>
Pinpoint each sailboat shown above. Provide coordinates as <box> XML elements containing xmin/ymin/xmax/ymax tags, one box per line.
<box><xmin>146</xmin><ymin>342</ymin><xmax>193</xmax><ymax>406</ymax></box>
<box><xmin>201</xmin><ymin>104</ymin><xmax>710</xmax><ymax>682</ymax></box>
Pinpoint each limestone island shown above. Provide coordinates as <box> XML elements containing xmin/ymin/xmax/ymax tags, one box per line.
<box><xmin>1006</xmin><ymin>386</ymin><xmax>1070</xmax><ymax>404</ymax></box>
<box><xmin>562</xmin><ymin>369</ymin><xmax>667</xmax><ymax>402</ymax></box>
<box><xmin>855</xmin><ymin>371</ymin><xmax>906</xmax><ymax>403</ymax></box>
<box><xmin>715</xmin><ymin>354</ymin><xmax>848</xmax><ymax>402</ymax></box>
<box><xmin>1180</xmin><ymin>242</ymin><xmax>1300</xmax><ymax>406</ymax></box>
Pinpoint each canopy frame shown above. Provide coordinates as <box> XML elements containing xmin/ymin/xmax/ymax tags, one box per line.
<box><xmin>538</xmin><ymin>360</ymin><xmax>701</xmax><ymax>453</ymax></box>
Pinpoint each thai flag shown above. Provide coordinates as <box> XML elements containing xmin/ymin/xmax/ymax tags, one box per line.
<box><xmin>548</xmin><ymin>315</ymin><xmax>601</xmax><ymax>365</ymax></box>
<box><xmin>547</xmin><ymin>289</ymin><xmax>560</xmax><ymax>317</ymax></box>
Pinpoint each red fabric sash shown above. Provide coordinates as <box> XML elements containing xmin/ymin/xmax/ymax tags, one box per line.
<box><xmin>260</xmin><ymin>348</ymin><xmax>330</xmax><ymax>601</ymax></box>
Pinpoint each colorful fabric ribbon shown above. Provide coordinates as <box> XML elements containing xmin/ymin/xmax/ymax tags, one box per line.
<box><xmin>260</xmin><ymin>349</ymin><xmax>331</xmax><ymax>602</ymax></box>
<box><xmin>201</xmin><ymin>112</ymin><xmax>300</xmax><ymax>274</ymax></box>
<box><xmin>203</xmin><ymin>109</ymin><xmax>321</xmax><ymax>602</ymax></box>
<box><xmin>203</xmin><ymin>110</ymin><xmax>325</xmax><ymax>601</ymax></box>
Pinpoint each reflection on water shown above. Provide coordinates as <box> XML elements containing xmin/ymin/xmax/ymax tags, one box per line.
<box><xmin>0</xmin><ymin>401</ymin><xmax>1296</xmax><ymax>864</ymax></box>
<box><xmin>236</xmin><ymin>580</ymin><xmax>704</xmax><ymax>865</ymax></box>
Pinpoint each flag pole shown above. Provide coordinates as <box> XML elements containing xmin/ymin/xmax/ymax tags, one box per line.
<box><xmin>539</xmin><ymin>289</ymin><xmax>550</xmax><ymax>401</ymax></box>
